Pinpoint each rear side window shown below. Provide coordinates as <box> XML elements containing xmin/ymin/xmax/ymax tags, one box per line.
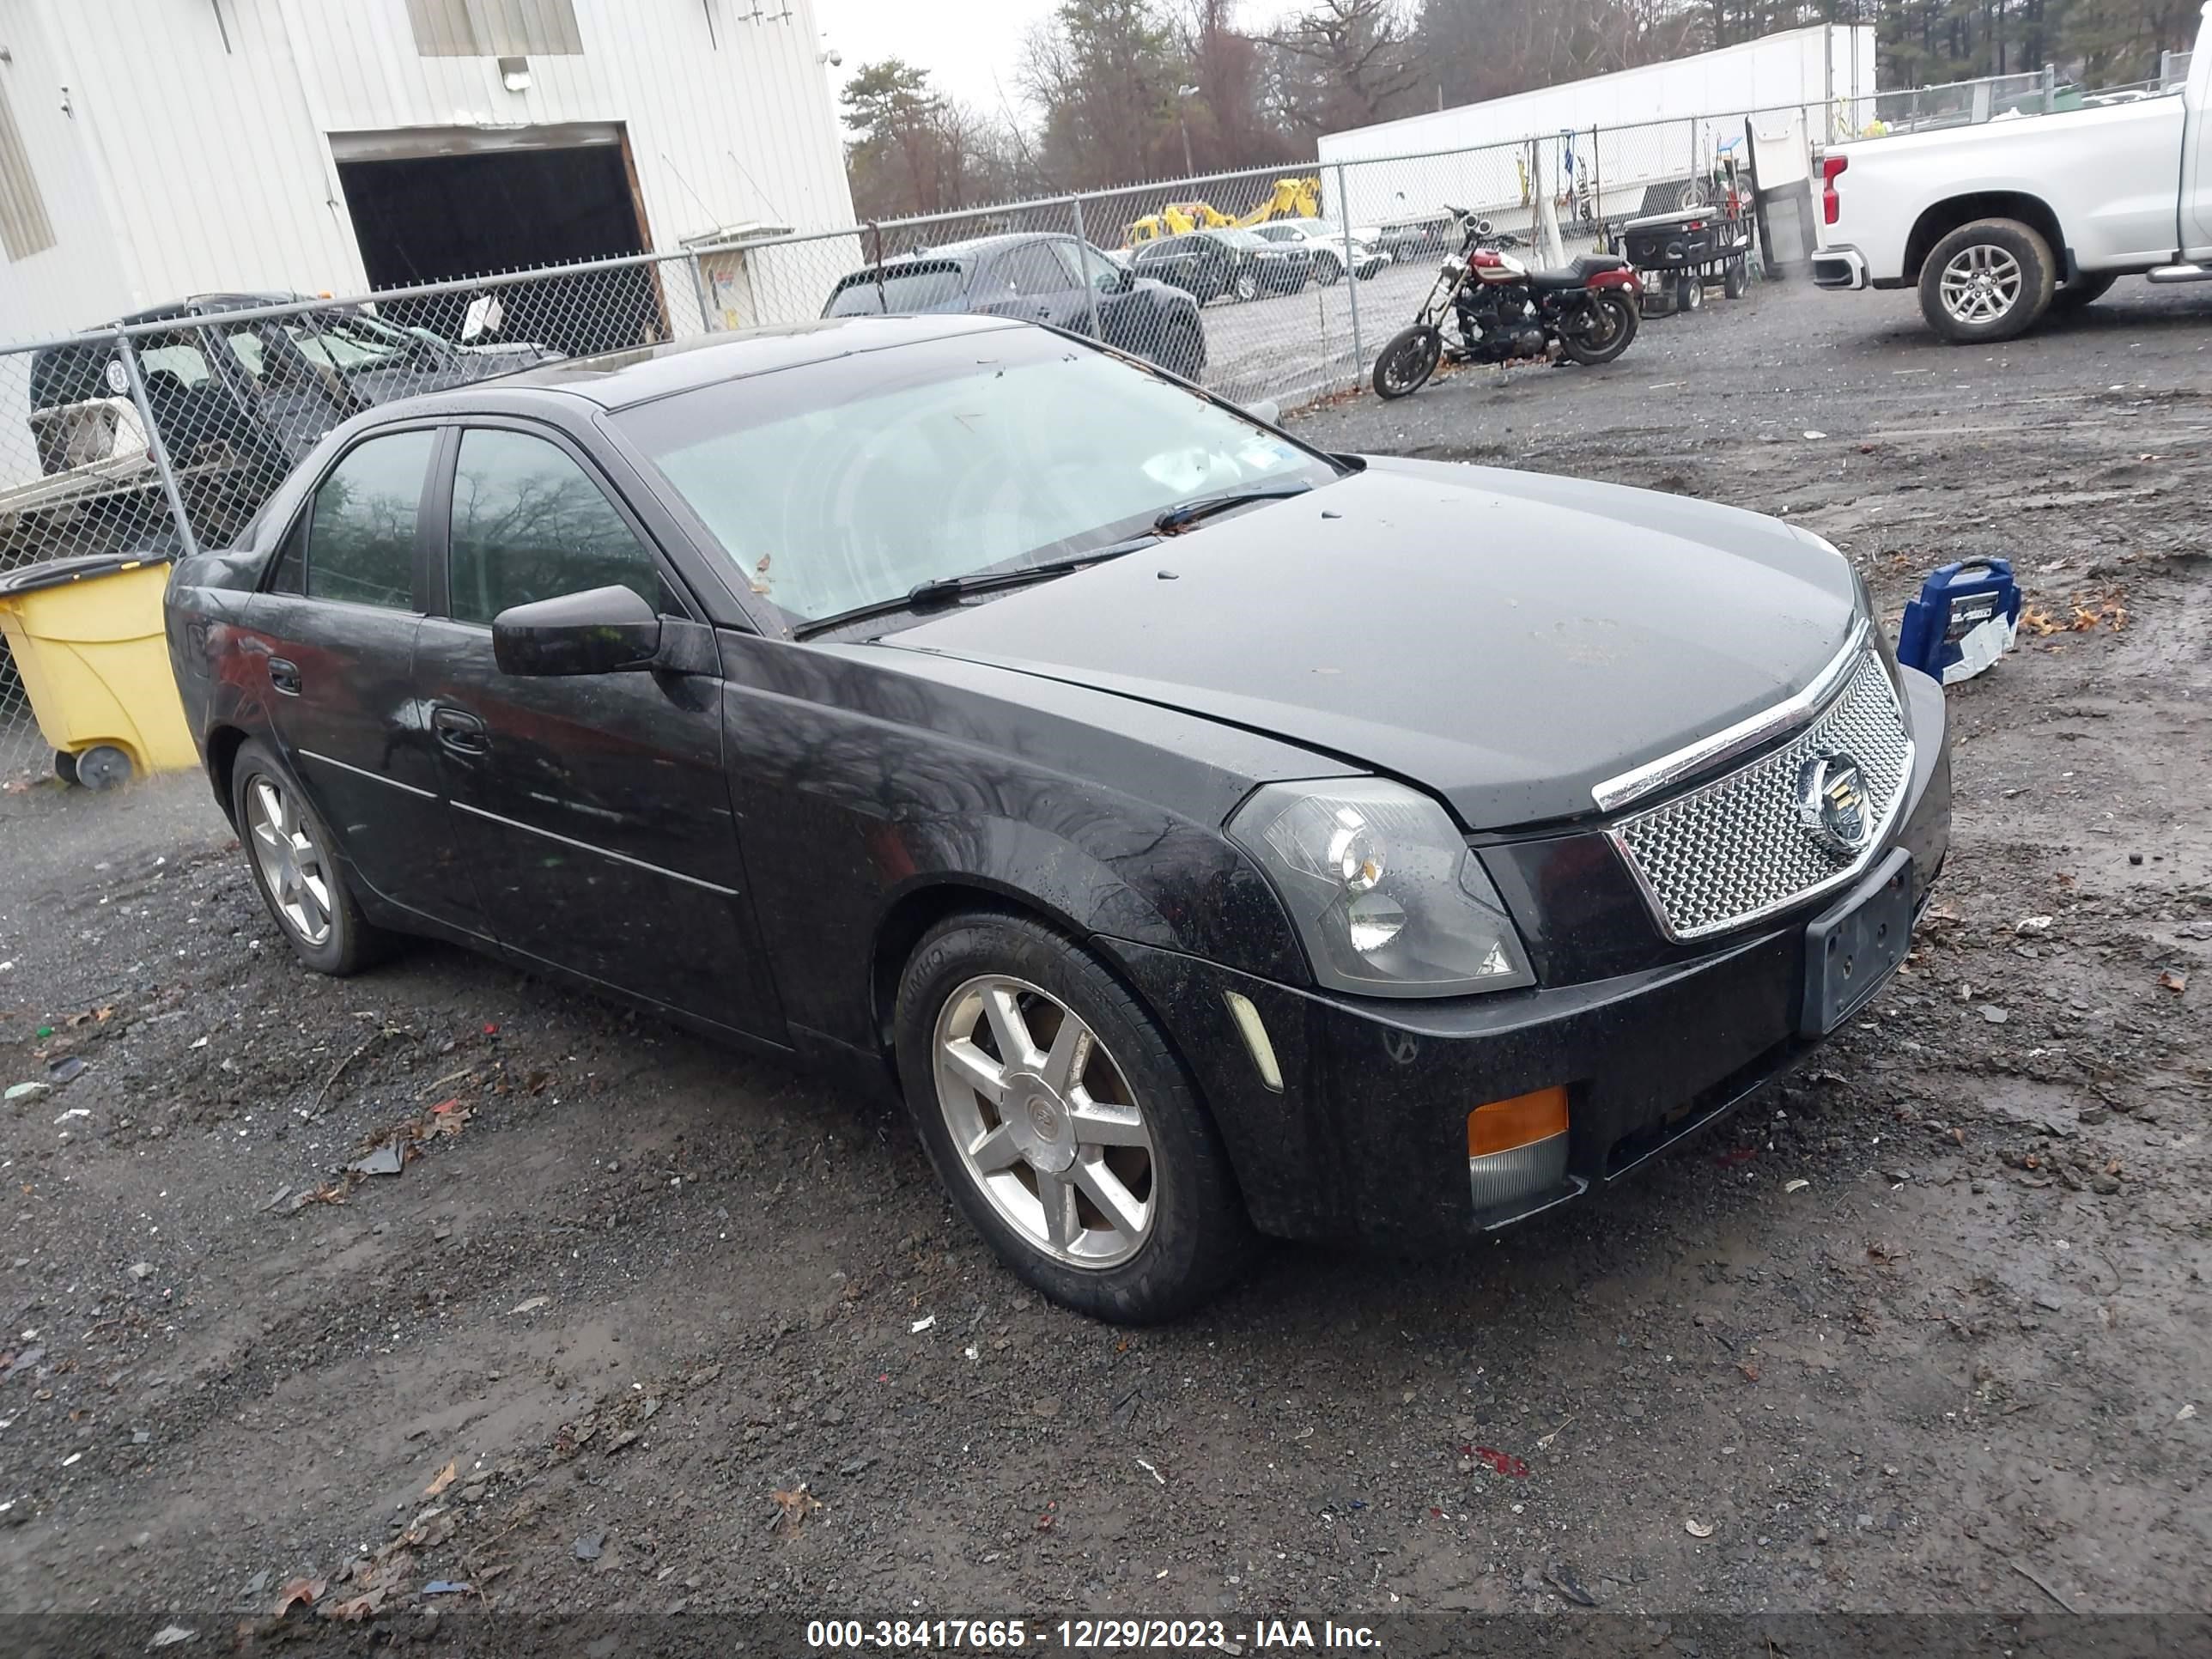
<box><xmin>823</xmin><ymin>264</ymin><xmax>967</xmax><ymax>316</ymax></box>
<box><xmin>300</xmin><ymin>428</ymin><xmax>434</xmax><ymax>610</ymax></box>
<box><xmin>447</xmin><ymin>428</ymin><xmax>667</xmax><ymax>624</ymax></box>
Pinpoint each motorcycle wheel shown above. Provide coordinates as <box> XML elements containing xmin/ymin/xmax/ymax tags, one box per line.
<box><xmin>1373</xmin><ymin>325</ymin><xmax>1443</xmax><ymax>399</ymax></box>
<box><xmin>1558</xmin><ymin>291</ymin><xmax>1639</xmax><ymax>366</ymax></box>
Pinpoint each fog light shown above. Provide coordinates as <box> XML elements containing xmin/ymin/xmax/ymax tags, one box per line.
<box><xmin>1467</xmin><ymin>1086</ymin><xmax>1570</xmax><ymax>1215</ymax></box>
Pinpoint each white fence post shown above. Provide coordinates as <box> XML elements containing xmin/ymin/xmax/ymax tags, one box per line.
<box><xmin>1334</xmin><ymin>161</ymin><xmax>1363</xmax><ymax>387</ymax></box>
<box><xmin>114</xmin><ymin>331</ymin><xmax>199</xmax><ymax>562</ymax></box>
<box><xmin>1070</xmin><ymin>195</ymin><xmax>1103</xmax><ymax>343</ymax></box>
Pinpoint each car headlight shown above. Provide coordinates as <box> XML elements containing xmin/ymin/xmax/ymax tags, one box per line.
<box><xmin>1227</xmin><ymin>779</ymin><xmax>1535</xmax><ymax>998</ymax></box>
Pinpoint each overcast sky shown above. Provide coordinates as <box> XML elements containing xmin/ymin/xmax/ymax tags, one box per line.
<box><xmin>810</xmin><ymin>0</ymin><xmax>1308</xmax><ymax>130</ymax></box>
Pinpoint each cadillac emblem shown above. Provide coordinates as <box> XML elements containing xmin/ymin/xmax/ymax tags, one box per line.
<box><xmin>1796</xmin><ymin>752</ymin><xmax>1871</xmax><ymax>859</ymax></box>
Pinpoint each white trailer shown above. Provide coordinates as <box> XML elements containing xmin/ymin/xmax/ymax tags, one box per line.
<box><xmin>1318</xmin><ymin>27</ymin><xmax>1875</xmax><ymax>232</ymax></box>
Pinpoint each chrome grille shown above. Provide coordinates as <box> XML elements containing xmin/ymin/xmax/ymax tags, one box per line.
<box><xmin>1612</xmin><ymin>652</ymin><xmax>1913</xmax><ymax>940</ymax></box>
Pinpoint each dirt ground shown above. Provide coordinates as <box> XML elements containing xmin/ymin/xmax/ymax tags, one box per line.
<box><xmin>0</xmin><ymin>279</ymin><xmax>2206</xmax><ymax>1649</ymax></box>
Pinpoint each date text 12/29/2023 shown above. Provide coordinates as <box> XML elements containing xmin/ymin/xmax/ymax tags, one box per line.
<box><xmin>805</xmin><ymin>1619</ymin><xmax>1382</xmax><ymax>1651</ymax></box>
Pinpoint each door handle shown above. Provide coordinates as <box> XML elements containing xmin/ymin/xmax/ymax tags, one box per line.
<box><xmin>267</xmin><ymin>658</ymin><xmax>301</xmax><ymax>696</ymax></box>
<box><xmin>432</xmin><ymin>704</ymin><xmax>489</xmax><ymax>754</ymax></box>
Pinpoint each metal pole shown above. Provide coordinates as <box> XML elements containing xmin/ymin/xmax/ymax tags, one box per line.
<box><xmin>2042</xmin><ymin>63</ymin><xmax>2057</xmax><ymax>112</ymax></box>
<box><xmin>1334</xmin><ymin>161</ymin><xmax>1362</xmax><ymax>386</ymax></box>
<box><xmin>113</xmin><ymin>331</ymin><xmax>199</xmax><ymax>562</ymax></box>
<box><xmin>687</xmin><ymin>251</ymin><xmax>715</xmax><ymax>334</ymax></box>
<box><xmin>1070</xmin><ymin>196</ymin><xmax>1103</xmax><ymax>343</ymax></box>
<box><xmin>1590</xmin><ymin>124</ymin><xmax>1601</xmax><ymax>234</ymax></box>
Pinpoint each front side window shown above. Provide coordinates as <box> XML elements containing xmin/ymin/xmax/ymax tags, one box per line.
<box><xmin>301</xmin><ymin>428</ymin><xmax>435</xmax><ymax>610</ymax></box>
<box><xmin>618</xmin><ymin>333</ymin><xmax>1336</xmax><ymax>628</ymax></box>
<box><xmin>987</xmin><ymin>245</ymin><xmax>1076</xmax><ymax>298</ymax></box>
<box><xmin>447</xmin><ymin>428</ymin><xmax>665</xmax><ymax>625</ymax></box>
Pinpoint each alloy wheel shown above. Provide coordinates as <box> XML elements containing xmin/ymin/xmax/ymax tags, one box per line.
<box><xmin>932</xmin><ymin>975</ymin><xmax>1157</xmax><ymax>1268</ymax></box>
<box><xmin>246</xmin><ymin>774</ymin><xmax>334</xmax><ymax>947</ymax></box>
<box><xmin>1938</xmin><ymin>243</ymin><xmax>2023</xmax><ymax>326</ymax></box>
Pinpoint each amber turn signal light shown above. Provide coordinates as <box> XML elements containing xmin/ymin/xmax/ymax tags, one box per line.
<box><xmin>1468</xmin><ymin>1085</ymin><xmax>1569</xmax><ymax>1158</ymax></box>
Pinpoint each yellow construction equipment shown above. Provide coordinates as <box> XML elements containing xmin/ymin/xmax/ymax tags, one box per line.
<box><xmin>1122</xmin><ymin>178</ymin><xmax>1322</xmax><ymax>247</ymax></box>
<box><xmin>1233</xmin><ymin>176</ymin><xmax>1322</xmax><ymax>226</ymax></box>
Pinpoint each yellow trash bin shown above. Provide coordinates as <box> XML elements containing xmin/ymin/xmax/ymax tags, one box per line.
<box><xmin>0</xmin><ymin>554</ymin><xmax>196</xmax><ymax>789</ymax></box>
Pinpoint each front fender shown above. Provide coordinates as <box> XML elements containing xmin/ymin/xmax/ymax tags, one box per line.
<box><xmin>714</xmin><ymin>632</ymin><xmax>1323</xmax><ymax>1050</ymax></box>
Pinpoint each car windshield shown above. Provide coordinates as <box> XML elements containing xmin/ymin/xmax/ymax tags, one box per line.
<box><xmin>617</xmin><ymin>335</ymin><xmax>1335</xmax><ymax>627</ymax></box>
<box><xmin>286</xmin><ymin>313</ymin><xmax>421</xmax><ymax>370</ymax></box>
<box><xmin>824</xmin><ymin>264</ymin><xmax>968</xmax><ymax>315</ymax></box>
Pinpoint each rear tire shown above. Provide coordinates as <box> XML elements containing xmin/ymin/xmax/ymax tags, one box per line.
<box><xmin>1231</xmin><ymin>270</ymin><xmax>1260</xmax><ymax>303</ymax></box>
<box><xmin>230</xmin><ymin>738</ymin><xmax>389</xmax><ymax>976</ymax></box>
<box><xmin>1559</xmin><ymin>290</ymin><xmax>1639</xmax><ymax>365</ymax></box>
<box><xmin>1676</xmin><ymin>274</ymin><xmax>1704</xmax><ymax>313</ymax></box>
<box><xmin>1373</xmin><ymin>325</ymin><xmax>1443</xmax><ymax>398</ymax></box>
<box><xmin>1919</xmin><ymin>217</ymin><xmax>2055</xmax><ymax>343</ymax></box>
<box><xmin>2049</xmin><ymin>270</ymin><xmax>2117</xmax><ymax>313</ymax></box>
<box><xmin>893</xmin><ymin>909</ymin><xmax>1254</xmax><ymax>1322</ymax></box>
<box><xmin>1315</xmin><ymin>254</ymin><xmax>1343</xmax><ymax>286</ymax></box>
<box><xmin>1723</xmin><ymin>258</ymin><xmax>1748</xmax><ymax>300</ymax></box>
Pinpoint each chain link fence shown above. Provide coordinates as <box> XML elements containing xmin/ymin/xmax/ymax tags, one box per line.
<box><xmin>0</xmin><ymin>72</ymin><xmax>2160</xmax><ymax>782</ymax></box>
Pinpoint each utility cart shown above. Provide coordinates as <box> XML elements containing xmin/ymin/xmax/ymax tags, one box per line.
<box><xmin>1613</xmin><ymin>160</ymin><xmax>1758</xmax><ymax>316</ymax></box>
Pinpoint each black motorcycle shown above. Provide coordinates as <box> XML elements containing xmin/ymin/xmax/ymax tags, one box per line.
<box><xmin>1373</xmin><ymin>209</ymin><xmax>1641</xmax><ymax>399</ymax></box>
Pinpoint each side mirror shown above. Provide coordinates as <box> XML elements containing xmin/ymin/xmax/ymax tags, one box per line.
<box><xmin>1243</xmin><ymin>398</ymin><xmax>1280</xmax><ymax>426</ymax></box>
<box><xmin>493</xmin><ymin>585</ymin><xmax>661</xmax><ymax>678</ymax></box>
<box><xmin>1115</xmin><ymin>264</ymin><xmax>1136</xmax><ymax>293</ymax></box>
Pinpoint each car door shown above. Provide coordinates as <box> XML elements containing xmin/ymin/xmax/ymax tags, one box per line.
<box><xmin>410</xmin><ymin>421</ymin><xmax>783</xmax><ymax>1040</ymax></box>
<box><xmin>245</xmin><ymin>423</ymin><xmax>481</xmax><ymax>933</ymax></box>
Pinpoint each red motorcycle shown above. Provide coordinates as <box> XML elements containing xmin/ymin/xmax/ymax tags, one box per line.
<box><xmin>1372</xmin><ymin>208</ymin><xmax>1641</xmax><ymax>398</ymax></box>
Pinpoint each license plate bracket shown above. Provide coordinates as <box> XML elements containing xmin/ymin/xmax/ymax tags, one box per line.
<box><xmin>1799</xmin><ymin>848</ymin><xmax>1916</xmax><ymax>1036</ymax></box>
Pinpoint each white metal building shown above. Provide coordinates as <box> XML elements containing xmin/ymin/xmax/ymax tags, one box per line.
<box><xmin>1319</xmin><ymin>26</ymin><xmax>1876</xmax><ymax>224</ymax></box>
<box><xmin>0</xmin><ymin>0</ymin><xmax>854</xmax><ymax>343</ymax></box>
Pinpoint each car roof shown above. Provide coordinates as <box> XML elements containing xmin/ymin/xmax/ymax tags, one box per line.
<box><xmin>832</xmin><ymin>232</ymin><xmax>1063</xmax><ymax>281</ymax></box>
<box><xmin>387</xmin><ymin>313</ymin><xmax>1031</xmax><ymax>413</ymax></box>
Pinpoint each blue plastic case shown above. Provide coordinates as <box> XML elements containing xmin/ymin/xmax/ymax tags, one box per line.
<box><xmin>1897</xmin><ymin>559</ymin><xmax>2021</xmax><ymax>684</ymax></box>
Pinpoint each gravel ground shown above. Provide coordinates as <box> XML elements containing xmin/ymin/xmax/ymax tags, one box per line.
<box><xmin>0</xmin><ymin>278</ymin><xmax>2207</xmax><ymax>1648</ymax></box>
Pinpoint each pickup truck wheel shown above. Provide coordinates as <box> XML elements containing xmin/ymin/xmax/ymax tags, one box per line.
<box><xmin>2050</xmin><ymin>270</ymin><xmax>2118</xmax><ymax>313</ymax></box>
<box><xmin>1921</xmin><ymin>218</ymin><xmax>2056</xmax><ymax>343</ymax></box>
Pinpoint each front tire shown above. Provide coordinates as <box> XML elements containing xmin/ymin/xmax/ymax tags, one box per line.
<box><xmin>1156</xmin><ymin>312</ymin><xmax>1206</xmax><ymax>380</ymax></box>
<box><xmin>1723</xmin><ymin>257</ymin><xmax>1748</xmax><ymax>300</ymax></box>
<box><xmin>1231</xmin><ymin>270</ymin><xmax>1260</xmax><ymax>303</ymax></box>
<box><xmin>1920</xmin><ymin>217</ymin><xmax>2055</xmax><ymax>343</ymax></box>
<box><xmin>1559</xmin><ymin>290</ymin><xmax>1639</xmax><ymax>365</ymax></box>
<box><xmin>893</xmin><ymin>910</ymin><xmax>1252</xmax><ymax>1322</ymax></box>
<box><xmin>230</xmin><ymin>739</ymin><xmax>388</xmax><ymax>975</ymax></box>
<box><xmin>1373</xmin><ymin>324</ymin><xmax>1443</xmax><ymax>398</ymax></box>
<box><xmin>1315</xmin><ymin>254</ymin><xmax>1343</xmax><ymax>286</ymax></box>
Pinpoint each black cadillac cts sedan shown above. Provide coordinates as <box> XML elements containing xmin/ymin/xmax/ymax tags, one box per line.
<box><xmin>165</xmin><ymin>315</ymin><xmax>1950</xmax><ymax>1322</ymax></box>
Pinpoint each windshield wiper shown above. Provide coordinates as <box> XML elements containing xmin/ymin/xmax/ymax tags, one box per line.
<box><xmin>793</xmin><ymin>537</ymin><xmax>1158</xmax><ymax>639</ymax></box>
<box><xmin>1152</xmin><ymin>479</ymin><xmax>1314</xmax><ymax>535</ymax></box>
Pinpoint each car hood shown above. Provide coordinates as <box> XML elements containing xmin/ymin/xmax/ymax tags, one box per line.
<box><xmin>886</xmin><ymin>458</ymin><xmax>1862</xmax><ymax>830</ymax></box>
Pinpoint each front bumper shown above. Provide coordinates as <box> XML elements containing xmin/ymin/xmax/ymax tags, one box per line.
<box><xmin>1097</xmin><ymin>666</ymin><xmax>1950</xmax><ymax>1246</ymax></box>
<box><xmin>1812</xmin><ymin>246</ymin><xmax>1870</xmax><ymax>289</ymax></box>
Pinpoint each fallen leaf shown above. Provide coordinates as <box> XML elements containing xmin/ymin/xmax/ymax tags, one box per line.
<box><xmin>771</xmin><ymin>1484</ymin><xmax>821</xmax><ymax>1536</ymax></box>
<box><xmin>1737</xmin><ymin>1363</ymin><xmax>1760</xmax><ymax>1383</ymax></box>
<box><xmin>325</xmin><ymin>1588</ymin><xmax>387</xmax><ymax>1622</ymax></box>
<box><xmin>1034</xmin><ymin>1507</ymin><xmax>1057</xmax><ymax>1533</ymax></box>
<box><xmin>1784</xmin><ymin>1178</ymin><xmax>1810</xmax><ymax>1194</ymax></box>
<box><xmin>423</xmin><ymin>1459</ymin><xmax>457</xmax><ymax>1498</ymax></box>
<box><xmin>2160</xmin><ymin>970</ymin><xmax>2187</xmax><ymax>994</ymax></box>
<box><xmin>270</xmin><ymin>1577</ymin><xmax>325</xmax><ymax>1616</ymax></box>
<box><xmin>1685</xmin><ymin>1518</ymin><xmax>1715</xmax><ymax>1539</ymax></box>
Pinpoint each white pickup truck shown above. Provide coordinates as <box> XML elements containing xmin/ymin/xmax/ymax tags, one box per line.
<box><xmin>1813</xmin><ymin>4</ymin><xmax>2212</xmax><ymax>342</ymax></box>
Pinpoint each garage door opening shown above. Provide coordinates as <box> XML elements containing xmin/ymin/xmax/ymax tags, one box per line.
<box><xmin>335</xmin><ymin>130</ymin><xmax>665</xmax><ymax>361</ymax></box>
